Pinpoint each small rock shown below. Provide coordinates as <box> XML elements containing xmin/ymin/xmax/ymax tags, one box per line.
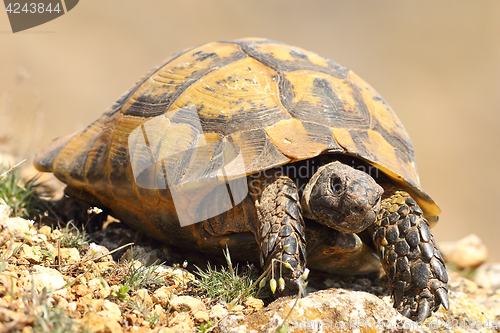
<box><xmin>59</xmin><ymin>247</ymin><xmax>81</xmax><ymax>264</ymax></box>
<box><xmin>76</xmin><ymin>313</ymin><xmax>122</xmax><ymax>333</ymax></box>
<box><xmin>440</xmin><ymin>234</ymin><xmax>488</xmax><ymax>269</ymax></box>
<box><xmin>87</xmin><ymin>278</ymin><xmax>111</xmax><ymax>298</ymax></box>
<box><xmin>429</xmin><ymin>290</ymin><xmax>500</xmax><ymax>332</ymax></box>
<box><xmin>98</xmin><ymin>287</ymin><xmax>111</xmax><ymax>299</ymax></box>
<box><xmin>244</xmin><ymin>296</ymin><xmax>264</xmax><ymax>312</ymax></box>
<box><xmin>133</xmin><ymin>288</ymin><xmax>153</xmax><ymax>307</ymax></box>
<box><xmin>96</xmin><ymin>261</ymin><xmax>116</xmax><ymax>271</ymax></box>
<box><xmin>75</xmin><ymin>294</ymin><xmax>93</xmax><ymax>312</ymax></box>
<box><xmin>169</xmin><ymin>312</ymin><xmax>194</xmax><ymax>330</ymax></box>
<box><xmin>155</xmin><ymin>328</ymin><xmax>178</xmax><ymax>333</ymax></box>
<box><xmin>1</xmin><ymin>217</ymin><xmax>35</xmax><ymax>237</ymax></box>
<box><xmin>157</xmin><ymin>266</ymin><xmax>195</xmax><ymax>287</ymax></box>
<box><xmin>109</xmin><ymin>284</ymin><xmax>120</xmax><ymax>294</ymax></box>
<box><xmin>462</xmin><ymin>278</ymin><xmax>479</xmax><ymax>295</ymax></box>
<box><xmin>152</xmin><ymin>286</ymin><xmax>171</xmax><ymax>307</ymax></box>
<box><xmin>87</xmin><ymin>278</ymin><xmax>103</xmax><ymax>292</ymax></box>
<box><xmin>474</xmin><ymin>263</ymin><xmax>500</xmax><ymax>291</ymax></box>
<box><xmin>36</xmin><ymin>233</ymin><xmax>48</xmax><ymax>242</ymax></box>
<box><xmin>125</xmin><ymin>312</ymin><xmax>142</xmax><ymax>326</ymax></box>
<box><xmin>83</xmin><ymin>243</ymin><xmax>112</xmax><ymax>262</ymax></box>
<box><xmin>209</xmin><ymin>303</ymin><xmax>228</xmax><ymax>320</ymax></box>
<box><xmin>230</xmin><ymin>304</ymin><xmax>244</xmax><ymax>316</ymax></box>
<box><xmin>65</xmin><ymin>302</ymin><xmax>78</xmax><ymax>314</ymax></box>
<box><xmin>219</xmin><ymin>289</ymin><xmax>419</xmax><ymax>333</ymax></box>
<box><xmin>18</xmin><ymin>244</ymin><xmax>43</xmax><ymax>264</ymax></box>
<box><xmin>97</xmin><ymin>300</ymin><xmax>122</xmax><ymax>321</ymax></box>
<box><xmin>217</xmin><ymin>314</ymin><xmax>248</xmax><ymax>333</ymax></box>
<box><xmin>169</xmin><ymin>295</ymin><xmax>206</xmax><ymax>313</ymax></box>
<box><xmin>193</xmin><ymin>310</ymin><xmax>210</xmax><ymax>323</ymax></box>
<box><xmin>30</xmin><ymin>265</ymin><xmax>67</xmax><ymax>292</ymax></box>
<box><xmin>73</xmin><ymin>284</ymin><xmax>91</xmax><ymax>297</ymax></box>
<box><xmin>38</xmin><ymin>225</ymin><xmax>52</xmax><ymax>236</ymax></box>
<box><xmin>153</xmin><ymin>304</ymin><xmax>167</xmax><ymax>322</ymax></box>
<box><xmin>77</xmin><ymin>276</ymin><xmax>87</xmax><ymax>286</ymax></box>
<box><xmin>448</xmin><ymin>271</ymin><xmax>479</xmax><ymax>295</ymax></box>
<box><xmin>53</xmin><ymin>294</ymin><xmax>68</xmax><ymax>309</ymax></box>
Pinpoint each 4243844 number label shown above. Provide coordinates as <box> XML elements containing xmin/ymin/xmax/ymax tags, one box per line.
<box><xmin>6</xmin><ymin>2</ymin><xmax>61</xmax><ymax>14</ymax></box>
<box><xmin>426</xmin><ymin>318</ymin><xmax>499</xmax><ymax>330</ymax></box>
<box><xmin>3</xmin><ymin>1</ymin><xmax>79</xmax><ymax>33</ymax></box>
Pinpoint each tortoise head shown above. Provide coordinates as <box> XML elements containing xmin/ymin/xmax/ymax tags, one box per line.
<box><xmin>301</xmin><ymin>161</ymin><xmax>383</xmax><ymax>233</ymax></box>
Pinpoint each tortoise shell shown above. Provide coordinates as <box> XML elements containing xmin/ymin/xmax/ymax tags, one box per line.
<box><xmin>35</xmin><ymin>38</ymin><xmax>440</xmax><ymax>243</ymax></box>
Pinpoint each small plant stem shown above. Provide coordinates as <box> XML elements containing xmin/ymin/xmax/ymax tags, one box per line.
<box><xmin>49</xmin><ymin>241</ymin><xmax>134</xmax><ymax>268</ymax></box>
<box><xmin>279</xmin><ymin>287</ymin><xmax>301</xmax><ymax>329</ymax></box>
<box><xmin>231</xmin><ymin>257</ymin><xmax>288</xmax><ymax>307</ymax></box>
<box><xmin>57</xmin><ymin>239</ymin><xmax>61</xmax><ymax>271</ymax></box>
<box><xmin>0</xmin><ymin>159</ymin><xmax>25</xmax><ymax>180</ymax></box>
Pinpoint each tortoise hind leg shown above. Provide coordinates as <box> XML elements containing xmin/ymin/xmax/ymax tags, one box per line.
<box><xmin>253</xmin><ymin>173</ymin><xmax>307</xmax><ymax>294</ymax></box>
<box><xmin>371</xmin><ymin>191</ymin><xmax>449</xmax><ymax>323</ymax></box>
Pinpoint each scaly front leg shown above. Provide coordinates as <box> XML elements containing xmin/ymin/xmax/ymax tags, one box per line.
<box><xmin>254</xmin><ymin>173</ymin><xmax>307</xmax><ymax>294</ymax></box>
<box><xmin>371</xmin><ymin>191</ymin><xmax>449</xmax><ymax>323</ymax></box>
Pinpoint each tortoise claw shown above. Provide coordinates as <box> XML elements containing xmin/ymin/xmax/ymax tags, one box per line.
<box><xmin>394</xmin><ymin>280</ymin><xmax>406</xmax><ymax>308</ymax></box>
<box><xmin>416</xmin><ymin>298</ymin><xmax>430</xmax><ymax>323</ymax></box>
<box><xmin>400</xmin><ymin>306</ymin><xmax>411</xmax><ymax>318</ymax></box>
<box><xmin>436</xmin><ymin>287</ymin><xmax>449</xmax><ymax>310</ymax></box>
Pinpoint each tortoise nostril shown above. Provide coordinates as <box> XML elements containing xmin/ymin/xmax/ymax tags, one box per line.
<box><xmin>352</xmin><ymin>204</ymin><xmax>364</xmax><ymax>214</ymax></box>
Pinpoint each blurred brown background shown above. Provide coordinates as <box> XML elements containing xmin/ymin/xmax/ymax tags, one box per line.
<box><xmin>1</xmin><ymin>1</ymin><xmax>499</xmax><ymax>260</ymax></box>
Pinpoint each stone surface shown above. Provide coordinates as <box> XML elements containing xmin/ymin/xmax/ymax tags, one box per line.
<box><xmin>217</xmin><ymin>314</ymin><xmax>250</xmax><ymax>333</ymax></box>
<box><xmin>30</xmin><ymin>265</ymin><xmax>67</xmax><ymax>292</ymax></box>
<box><xmin>152</xmin><ymin>286</ymin><xmax>171</xmax><ymax>308</ymax></box>
<box><xmin>474</xmin><ymin>263</ymin><xmax>500</xmax><ymax>291</ymax></box>
<box><xmin>59</xmin><ymin>247</ymin><xmax>81</xmax><ymax>264</ymax></box>
<box><xmin>193</xmin><ymin>310</ymin><xmax>210</xmax><ymax>323</ymax></box>
<box><xmin>217</xmin><ymin>289</ymin><xmax>421</xmax><ymax>333</ymax></box>
<box><xmin>18</xmin><ymin>244</ymin><xmax>43</xmax><ymax>264</ymax></box>
<box><xmin>83</xmin><ymin>243</ymin><xmax>112</xmax><ymax>262</ymax></box>
<box><xmin>37</xmin><ymin>225</ymin><xmax>52</xmax><ymax>236</ymax></box>
<box><xmin>97</xmin><ymin>300</ymin><xmax>122</xmax><ymax>322</ymax></box>
<box><xmin>209</xmin><ymin>303</ymin><xmax>228</xmax><ymax>320</ymax></box>
<box><xmin>1</xmin><ymin>217</ymin><xmax>35</xmax><ymax>237</ymax></box>
<box><xmin>168</xmin><ymin>312</ymin><xmax>194</xmax><ymax>331</ymax></box>
<box><xmin>1</xmin><ymin>214</ymin><xmax>499</xmax><ymax>333</ymax></box>
<box><xmin>156</xmin><ymin>266</ymin><xmax>196</xmax><ymax>288</ymax></box>
<box><xmin>76</xmin><ymin>313</ymin><xmax>122</xmax><ymax>333</ymax></box>
<box><xmin>440</xmin><ymin>234</ymin><xmax>489</xmax><ymax>269</ymax></box>
<box><xmin>169</xmin><ymin>295</ymin><xmax>206</xmax><ymax>313</ymax></box>
<box><xmin>133</xmin><ymin>288</ymin><xmax>153</xmax><ymax>307</ymax></box>
<box><xmin>244</xmin><ymin>296</ymin><xmax>264</xmax><ymax>312</ymax></box>
<box><xmin>427</xmin><ymin>290</ymin><xmax>500</xmax><ymax>333</ymax></box>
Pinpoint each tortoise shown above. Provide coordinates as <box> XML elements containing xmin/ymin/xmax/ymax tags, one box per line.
<box><xmin>34</xmin><ymin>38</ymin><xmax>449</xmax><ymax>322</ymax></box>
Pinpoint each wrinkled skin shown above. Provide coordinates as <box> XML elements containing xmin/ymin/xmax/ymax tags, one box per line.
<box><xmin>301</xmin><ymin>161</ymin><xmax>383</xmax><ymax>233</ymax></box>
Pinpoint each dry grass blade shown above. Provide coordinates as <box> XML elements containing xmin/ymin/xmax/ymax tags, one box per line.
<box><xmin>0</xmin><ymin>159</ymin><xmax>25</xmax><ymax>181</ymax></box>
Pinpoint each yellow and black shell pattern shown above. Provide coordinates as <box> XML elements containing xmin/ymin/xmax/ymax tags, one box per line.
<box><xmin>35</xmin><ymin>38</ymin><xmax>440</xmax><ymax>237</ymax></box>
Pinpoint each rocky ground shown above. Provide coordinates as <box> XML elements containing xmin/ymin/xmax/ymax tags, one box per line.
<box><xmin>1</xmin><ymin>207</ymin><xmax>500</xmax><ymax>332</ymax></box>
<box><xmin>0</xmin><ymin>170</ymin><xmax>500</xmax><ymax>332</ymax></box>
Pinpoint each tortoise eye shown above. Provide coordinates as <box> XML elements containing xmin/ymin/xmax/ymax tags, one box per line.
<box><xmin>330</xmin><ymin>176</ymin><xmax>343</xmax><ymax>196</ymax></box>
